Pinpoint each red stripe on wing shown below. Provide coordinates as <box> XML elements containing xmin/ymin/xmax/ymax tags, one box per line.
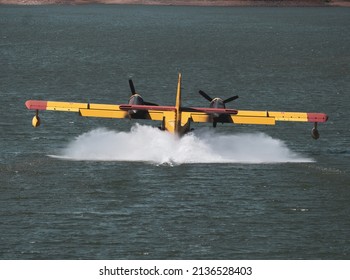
<box><xmin>25</xmin><ymin>100</ymin><xmax>48</xmax><ymax>110</ymax></box>
<box><xmin>307</xmin><ymin>113</ymin><xmax>328</xmax><ymax>123</ymax></box>
<box><xmin>119</xmin><ymin>104</ymin><xmax>176</xmax><ymax>111</ymax></box>
<box><xmin>182</xmin><ymin>107</ymin><xmax>238</xmax><ymax>115</ymax></box>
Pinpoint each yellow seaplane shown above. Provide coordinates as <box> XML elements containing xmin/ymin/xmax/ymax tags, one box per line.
<box><xmin>25</xmin><ymin>73</ymin><xmax>328</xmax><ymax>139</ymax></box>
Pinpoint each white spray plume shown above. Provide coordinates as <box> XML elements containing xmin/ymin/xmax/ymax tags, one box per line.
<box><xmin>52</xmin><ymin>124</ymin><xmax>313</xmax><ymax>164</ymax></box>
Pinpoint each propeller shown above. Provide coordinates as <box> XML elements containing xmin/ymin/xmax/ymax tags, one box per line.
<box><xmin>129</xmin><ymin>79</ymin><xmax>136</xmax><ymax>95</ymax></box>
<box><xmin>199</xmin><ymin>90</ymin><xmax>239</xmax><ymax>128</ymax></box>
<box><xmin>199</xmin><ymin>90</ymin><xmax>238</xmax><ymax>104</ymax></box>
<box><xmin>128</xmin><ymin>79</ymin><xmax>158</xmax><ymax>106</ymax></box>
<box><xmin>223</xmin><ymin>95</ymin><xmax>239</xmax><ymax>104</ymax></box>
<box><xmin>199</xmin><ymin>90</ymin><xmax>213</xmax><ymax>102</ymax></box>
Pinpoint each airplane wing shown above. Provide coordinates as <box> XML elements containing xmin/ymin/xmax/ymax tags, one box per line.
<box><xmin>25</xmin><ymin>100</ymin><xmax>328</xmax><ymax>138</ymax></box>
<box><xmin>25</xmin><ymin>100</ymin><xmax>177</xmax><ymax>120</ymax></box>
<box><xmin>25</xmin><ymin>72</ymin><xmax>328</xmax><ymax>139</ymax></box>
<box><xmin>25</xmin><ymin>100</ymin><xmax>129</xmax><ymax>118</ymax></box>
<box><xmin>181</xmin><ymin>108</ymin><xmax>328</xmax><ymax>126</ymax></box>
<box><xmin>234</xmin><ymin>110</ymin><xmax>328</xmax><ymax>124</ymax></box>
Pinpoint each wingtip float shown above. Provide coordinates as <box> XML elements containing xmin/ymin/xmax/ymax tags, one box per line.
<box><xmin>25</xmin><ymin>73</ymin><xmax>328</xmax><ymax>139</ymax></box>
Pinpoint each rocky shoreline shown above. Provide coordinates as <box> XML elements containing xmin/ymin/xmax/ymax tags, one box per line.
<box><xmin>0</xmin><ymin>0</ymin><xmax>349</xmax><ymax>7</ymax></box>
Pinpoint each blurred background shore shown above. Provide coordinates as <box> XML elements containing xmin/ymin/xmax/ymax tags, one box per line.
<box><xmin>1</xmin><ymin>0</ymin><xmax>350</xmax><ymax>7</ymax></box>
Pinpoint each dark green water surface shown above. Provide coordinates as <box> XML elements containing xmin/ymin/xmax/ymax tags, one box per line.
<box><xmin>0</xmin><ymin>5</ymin><xmax>349</xmax><ymax>259</ymax></box>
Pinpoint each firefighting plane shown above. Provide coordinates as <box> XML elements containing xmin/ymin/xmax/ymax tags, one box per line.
<box><xmin>25</xmin><ymin>73</ymin><xmax>328</xmax><ymax>139</ymax></box>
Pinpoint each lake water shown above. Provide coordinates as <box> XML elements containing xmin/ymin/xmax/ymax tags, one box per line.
<box><xmin>0</xmin><ymin>4</ymin><xmax>349</xmax><ymax>259</ymax></box>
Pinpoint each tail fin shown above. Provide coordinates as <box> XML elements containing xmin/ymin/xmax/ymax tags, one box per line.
<box><xmin>175</xmin><ymin>73</ymin><xmax>182</xmax><ymax>133</ymax></box>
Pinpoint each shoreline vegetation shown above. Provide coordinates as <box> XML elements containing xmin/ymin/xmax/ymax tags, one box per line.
<box><xmin>1</xmin><ymin>0</ymin><xmax>350</xmax><ymax>7</ymax></box>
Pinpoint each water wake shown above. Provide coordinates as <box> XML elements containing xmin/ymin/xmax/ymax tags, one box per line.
<box><xmin>51</xmin><ymin>124</ymin><xmax>314</xmax><ymax>164</ymax></box>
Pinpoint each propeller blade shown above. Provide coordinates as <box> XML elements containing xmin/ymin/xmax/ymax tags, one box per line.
<box><xmin>129</xmin><ymin>79</ymin><xmax>136</xmax><ymax>94</ymax></box>
<box><xmin>143</xmin><ymin>101</ymin><xmax>158</xmax><ymax>106</ymax></box>
<box><xmin>199</xmin><ymin>90</ymin><xmax>213</xmax><ymax>102</ymax></box>
<box><xmin>223</xmin><ymin>95</ymin><xmax>239</xmax><ymax>104</ymax></box>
